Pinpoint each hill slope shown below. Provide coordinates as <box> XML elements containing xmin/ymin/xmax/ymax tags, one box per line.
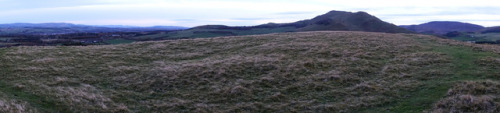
<box><xmin>295</xmin><ymin>11</ymin><xmax>410</xmax><ymax>33</ymax></box>
<box><xmin>400</xmin><ymin>21</ymin><xmax>484</xmax><ymax>35</ymax></box>
<box><xmin>0</xmin><ymin>23</ymin><xmax>187</xmax><ymax>35</ymax></box>
<box><xmin>1</xmin><ymin>31</ymin><xmax>500</xmax><ymax>112</ymax></box>
<box><xmin>131</xmin><ymin>10</ymin><xmax>411</xmax><ymax>40</ymax></box>
<box><xmin>481</xmin><ymin>26</ymin><xmax>500</xmax><ymax>33</ymax></box>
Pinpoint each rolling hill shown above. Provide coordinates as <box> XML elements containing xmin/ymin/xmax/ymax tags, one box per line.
<box><xmin>1</xmin><ymin>31</ymin><xmax>500</xmax><ymax>112</ymax></box>
<box><xmin>481</xmin><ymin>26</ymin><xmax>500</xmax><ymax>33</ymax></box>
<box><xmin>0</xmin><ymin>23</ymin><xmax>188</xmax><ymax>35</ymax></box>
<box><xmin>400</xmin><ymin>23</ymin><xmax>500</xmax><ymax>44</ymax></box>
<box><xmin>294</xmin><ymin>11</ymin><xmax>410</xmax><ymax>33</ymax></box>
<box><xmin>400</xmin><ymin>21</ymin><xmax>484</xmax><ymax>35</ymax></box>
<box><xmin>130</xmin><ymin>10</ymin><xmax>412</xmax><ymax>40</ymax></box>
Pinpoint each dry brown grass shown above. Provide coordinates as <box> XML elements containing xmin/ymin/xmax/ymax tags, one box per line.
<box><xmin>0</xmin><ymin>92</ymin><xmax>37</xmax><ymax>113</ymax></box>
<box><xmin>0</xmin><ymin>31</ymin><xmax>499</xmax><ymax>112</ymax></box>
<box><xmin>0</xmin><ymin>99</ymin><xmax>35</xmax><ymax>113</ymax></box>
<box><xmin>429</xmin><ymin>81</ymin><xmax>500</xmax><ymax>113</ymax></box>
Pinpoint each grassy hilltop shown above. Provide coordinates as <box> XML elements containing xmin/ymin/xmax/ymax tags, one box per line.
<box><xmin>1</xmin><ymin>31</ymin><xmax>500</xmax><ymax>112</ymax></box>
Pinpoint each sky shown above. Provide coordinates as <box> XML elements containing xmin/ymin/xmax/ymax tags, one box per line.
<box><xmin>0</xmin><ymin>0</ymin><xmax>499</xmax><ymax>27</ymax></box>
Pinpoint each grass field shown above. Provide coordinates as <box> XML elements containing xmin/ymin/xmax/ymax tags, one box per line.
<box><xmin>0</xmin><ymin>37</ymin><xmax>12</xmax><ymax>41</ymax></box>
<box><xmin>130</xmin><ymin>27</ymin><xmax>297</xmax><ymax>40</ymax></box>
<box><xmin>478</xmin><ymin>33</ymin><xmax>500</xmax><ymax>41</ymax></box>
<box><xmin>1</xmin><ymin>31</ymin><xmax>500</xmax><ymax>112</ymax></box>
<box><xmin>452</xmin><ymin>33</ymin><xmax>500</xmax><ymax>42</ymax></box>
<box><xmin>0</xmin><ymin>43</ymin><xmax>19</xmax><ymax>47</ymax></box>
<box><xmin>104</xmin><ymin>39</ymin><xmax>135</xmax><ymax>45</ymax></box>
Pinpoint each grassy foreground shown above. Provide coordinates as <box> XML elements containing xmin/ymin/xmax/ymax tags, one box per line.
<box><xmin>1</xmin><ymin>31</ymin><xmax>500</xmax><ymax>112</ymax></box>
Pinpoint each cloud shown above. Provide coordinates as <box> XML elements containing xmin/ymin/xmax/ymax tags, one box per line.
<box><xmin>0</xmin><ymin>0</ymin><xmax>499</xmax><ymax>27</ymax></box>
<box><xmin>65</xmin><ymin>19</ymin><xmax>178</xmax><ymax>26</ymax></box>
<box><xmin>174</xmin><ymin>19</ymin><xmax>198</xmax><ymax>22</ymax></box>
<box><xmin>311</xmin><ymin>0</ymin><xmax>500</xmax><ymax>8</ymax></box>
<box><xmin>275</xmin><ymin>11</ymin><xmax>316</xmax><ymax>15</ymax></box>
<box><xmin>231</xmin><ymin>18</ymin><xmax>271</xmax><ymax>20</ymax></box>
<box><xmin>0</xmin><ymin>0</ymin><xmax>329</xmax><ymax>27</ymax></box>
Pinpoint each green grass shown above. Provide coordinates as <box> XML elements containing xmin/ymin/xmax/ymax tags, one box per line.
<box><xmin>478</xmin><ymin>33</ymin><xmax>500</xmax><ymax>41</ymax></box>
<box><xmin>0</xmin><ymin>37</ymin><xmax>18</xmax><ymax>46</ymax></box>
<box><xmin>0</xmin><ymin>82</ymin><xmax>70</xmax><ymax>112</ymax></box>
<box><xmin>1</xmin><ymin>31</ymin><xmax>500</xmax><ymax>112</ymax></box>
<box><xmin>361</xmin><ymin>36</ymin><xmax>500</xmax><ymax>112</ymax></box>
<box><xmin>452</xmin><ymin>36</ymin><xmax>476</xmax><ymax>41</ymax></box>
<box><xmin>231</xmin><ymin>27</ymin><xmax>296</xmax><ymax>35</ymax></box>
<box><xmin>1</xmin><ymin>48</ymin><xmax>62</xmax><ymax>112</ymax></box>
<box><xmin>130</xmin><ymin>27</ymin><xmax>297</xmax><ymax>40</ymax></box>
<box><xmin>452</xmin><ymin>33</ymin><xmax>500</xmax><ymax>42</ymax></box>
<box><xmin>104</xmin><ymin>39</ymin><xmax>134</xmax><ymax>44</ymax></box>
<box><xmin>0</xmin><ymin>37</ymin><xmax>12</xmax><ymax>41</ymax></box>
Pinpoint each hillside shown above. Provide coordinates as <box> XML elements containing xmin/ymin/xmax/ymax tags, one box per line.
<box><xmin>400</xmin><ymin>21</ymin><xmax>484</xmax><ymax>35</ymax></box>
<box><xmin>481</xmin><ymin>26</ymin><xmax>500</xmax><ymax>33</ymax></box>
<box><xmin>0</xmin><ymin>23</ymin><xmax>187</xmax><ymax>35</ymax></box>
<box><xmin>131</xmin><ymin>10</ymin><xmax>411</xmax><ymax>40</ymax></box>
<box><xmin>420</xmin><ymin>25</ymin><xmax>500</xmax><ymax>44</ymax></box>
<box><xmin>1</xmin><ymin>31</ymin><xmax>500</xmax><ymax>112</ymax></box>
<box><xmin>0</xmin><ymin>23</ymin><xmax>188</xmax><ymax>47</ymax></box>
<box><xmin>295</xmin><ymin>11</ymin><xmax>410</xmax><ymax>33</ymax></box>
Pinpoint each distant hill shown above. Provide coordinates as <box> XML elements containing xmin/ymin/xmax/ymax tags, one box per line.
<box><xmin>400</xmin><ymin>21</ymin><xmax>484</xmax><ymax>35</ymax></box>
<box><xmin>481</xmin><ymin>26</ymin><xmax>500</xmax><ymax>33</ymax></box>
<box><xmin>402</xmin><ymin>22</ymin><xmax>500</xmax><ymax>45</ymax></box>
<box><xmin>131</xmin><ymin>10</ymin><xmax>412</xmax><ymax>40</ymax></box>
<box><xmin>0</xmin><ymin>23</ymin><xmax>81</xmax><ymax>28</ymax></box>
<box><xmin>96</xmin><ymin>25</ymin><xmax>188</xmax><ymax>30</ymax></box>
<box><xmin>293</xmin><ymin>11</ymin><xmax>411</xmax><ymax>33</ymax></box>
<box><xmin>440</xmin><ymin>26</ymin><xmax>500</xmax><ymax>44</ymax></box>
<box><xmin>0</xmin><ymin>23</ymin><xmax>188</xmax><ymax>35</ymax></box>
<box><xmin>193</xmin><ymin>11</ymin><xmax>411</xmax><ymax>33</ymax></box>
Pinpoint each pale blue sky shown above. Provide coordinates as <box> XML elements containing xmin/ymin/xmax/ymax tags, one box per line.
<box><xmin>1</xmin><ymin>0</ymin><xmax>499</xmax><ymax>27</ymax></box>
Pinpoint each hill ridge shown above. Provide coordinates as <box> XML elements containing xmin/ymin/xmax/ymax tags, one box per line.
<box><xmin>400</xmin><ymin>21</ymin><xmax>484</xmax><ymax>35</ymax></box>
